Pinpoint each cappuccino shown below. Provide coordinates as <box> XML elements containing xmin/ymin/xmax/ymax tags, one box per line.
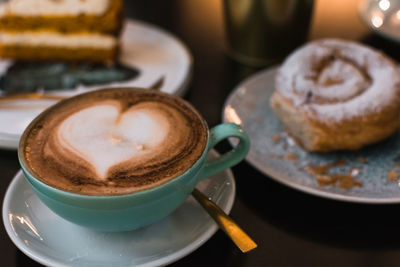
<box><xmin>22</xmin><ymin>88</ymin><xmax>208</xmax><ymax>196</ymax></box>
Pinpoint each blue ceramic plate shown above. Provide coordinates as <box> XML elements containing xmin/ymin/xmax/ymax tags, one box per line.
<box><xmin>223</xmin><ymin>66</ymin><xmax>400</xmax><ymax>204</ymax></box>
<box><xmin>3</xmin><ymin>150</ymin><xmax>235</xmax><ymax>267</ymax></box>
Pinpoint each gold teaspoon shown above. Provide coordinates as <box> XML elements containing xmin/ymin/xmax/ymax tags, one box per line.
<box><xmin>191</xmin><ymin>188</ymin><xmax>257</xmax><ymax>253</ymax></box>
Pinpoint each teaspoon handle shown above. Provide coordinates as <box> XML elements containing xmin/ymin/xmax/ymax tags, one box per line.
<box><xmin>191</xmin><ymin>188</ymin><xmax>257</xmax><ymax>253</ymax></box>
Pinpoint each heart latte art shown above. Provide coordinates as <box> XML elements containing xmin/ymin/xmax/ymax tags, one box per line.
<box><xmin>23</xmin><ymin>89</ymin><xmax>208</xmax><ymax>196</ymax></box>
<box><xmin>58</xmin><ymin>103</ymin><xmax>169</xmax><ymax>179</ymax></box>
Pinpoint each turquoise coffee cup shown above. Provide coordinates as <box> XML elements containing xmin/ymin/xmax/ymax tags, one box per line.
<box><xmin>18</xmin><ymin>90</ymin><xmax>250</xmax><ymax>232</ymax></box>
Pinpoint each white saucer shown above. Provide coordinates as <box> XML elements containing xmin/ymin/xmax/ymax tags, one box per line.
<box><xmin>223</xmin><ymin>66</ymin><xmax>400</xmax><ymax>204</ymax></box>
<box><xmin>0</xmin><ymin>19</ymin><xmax>192</xmax><ymax>150</ymax></box>
<box><xmin>359</xmin><ymin>0</ymin><xmax>400</xmax><ymax>42</ymax></box>
<box><xmin>2</xmin><ymin>152</ymin><xmax>235</xmax><ymax>267</ymax></box>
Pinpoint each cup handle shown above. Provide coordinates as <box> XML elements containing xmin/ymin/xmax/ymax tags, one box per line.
<box><xmin>199</xmin><ymin>123</ymin><xmax>250</xmax><ymax>180</ymax></box>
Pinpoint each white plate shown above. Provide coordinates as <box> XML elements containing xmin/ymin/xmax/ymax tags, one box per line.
<box><xmin>0</xmin><ymin>19</ymin><xmax>192</xmax><ymax>150</ymax></box>
<box><xmin>223</xmin><ymin>66</ymin><xmax>400</xmax><ymax>204</ymax></box>
<box><xmin>2</xmin><ymin>151</ymin><xmax>235</xmax><ymax>267</ymax></box>
<box><xmin>359</xmin><ymin>0</ymin><xmax>400</xmax><ymax>42</ymax></box>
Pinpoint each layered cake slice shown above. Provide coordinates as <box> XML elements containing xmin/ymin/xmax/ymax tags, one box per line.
<box><xmin>0</xmin><ymin>0</ymin><xmax>123</xmax><ymax>63</ymax></box>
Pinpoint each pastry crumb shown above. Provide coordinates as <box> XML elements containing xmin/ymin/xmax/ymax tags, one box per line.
<box><xmin>388</xmin><ymin>169</ymin><xmax>399</xmax><ymax>183</ymax></box>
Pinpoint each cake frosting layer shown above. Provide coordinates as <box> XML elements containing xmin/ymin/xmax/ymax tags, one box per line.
<box><xmin>0</xmin><ymin>31</ymin><xmax>116</xmax><ymax>48</ymax></box>
<box><xmin>0</xmin><ymin>0</ymin><xmax>110</xmax><ymax>17</ymax></box>
<box><xmin>0</xmin><ymin>0</ymin><xmax>123</xmax><ymax>35</ymax></box>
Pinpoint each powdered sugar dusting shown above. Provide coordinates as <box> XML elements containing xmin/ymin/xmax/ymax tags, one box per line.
<box><xmin>276</xmin><ymin>39</ymin><xmax>400</xmax><ymax>122</ymax></box>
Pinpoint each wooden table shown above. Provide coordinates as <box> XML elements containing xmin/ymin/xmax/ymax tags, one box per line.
<box><xmin>2</xmin><ymin>1</ymin><xmax>400</xmax><ymax>266</ymax></box>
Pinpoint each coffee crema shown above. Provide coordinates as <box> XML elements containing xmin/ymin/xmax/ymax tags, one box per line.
<box><xmin>22</xmin><ymin>88</ymin><xmax>208</xmax><ymax>196</ymax></box>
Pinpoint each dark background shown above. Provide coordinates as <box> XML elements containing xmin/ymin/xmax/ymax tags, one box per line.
<box><xmin>2</xmin><ymin>0</ymin><xmax>400</xmax><ymax>266</ymax></box>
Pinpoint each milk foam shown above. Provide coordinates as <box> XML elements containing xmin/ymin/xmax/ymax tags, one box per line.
<box><xmin>23</xmin><ymin>88</ymin><xmax>208</xmax><ymax>196</ymax></box>
<box><xmin>57</xmin><ymin>102</ymin><xmax>168</xmax><ymax>179</ymax></box>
